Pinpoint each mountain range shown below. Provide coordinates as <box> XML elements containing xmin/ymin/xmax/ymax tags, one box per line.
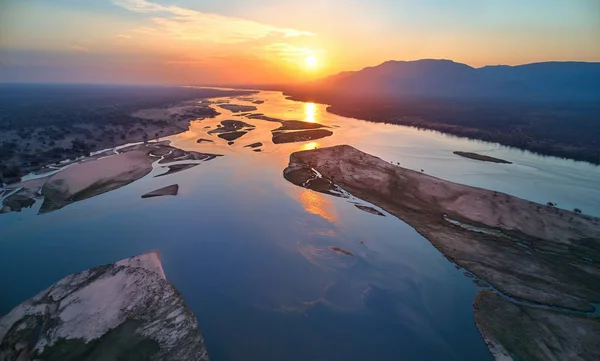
<box><xmin>306</xmin><ymin>59</ymin><xmax>600</xmax><ymax>101</ymax></box>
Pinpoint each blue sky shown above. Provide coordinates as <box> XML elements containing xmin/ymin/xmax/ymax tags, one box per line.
<box><xmin>1</xmin><ymin>0</ymin><xmax>599</xmax><ymax>84</ymax></box>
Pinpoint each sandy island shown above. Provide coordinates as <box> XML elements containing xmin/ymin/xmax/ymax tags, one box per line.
<box><xmin>217</xmin><ymin>104</ymin><xmax>257</xmax><ymax>113</ymax></box>
<box><xmin>236</xmin><ymin>114</ymin><xmax>334</xmax><ymax>144</ymax></box>
<box><xmin>142</xmin><ymin>184</ymin><xmax>179</xmax><ymax>198</ymax></box>
<box><xmin>454</xmin><ymin>151</ymin><xmax>512</xmax><ymax>164</ymax></box>
<box><xmin>284</xmin><ymin>145</ymin><xmax>600</xmax><ymax>360</ymax></box>
<box><xmin>1</xmin><ymin>143</ymin><xmax>221</xmax><ymax>215</ymax></box>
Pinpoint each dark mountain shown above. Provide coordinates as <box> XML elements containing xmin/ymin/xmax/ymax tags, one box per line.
<box><xmin>308</xmin><ymin>59</ymin><xmax>600</xmax><ymax>101</ymax></box>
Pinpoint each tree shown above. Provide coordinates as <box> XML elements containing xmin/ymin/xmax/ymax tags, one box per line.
<box><xmin>574</xmin><ymin>208</ymin><xmax>582</xmax><ymax>214</ymax></box>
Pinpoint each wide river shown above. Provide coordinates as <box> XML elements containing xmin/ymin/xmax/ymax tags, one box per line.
<box><xmin>2</xmin><ymin>91</ymin><xmax>599</xmax><ymax>361</ymax></box>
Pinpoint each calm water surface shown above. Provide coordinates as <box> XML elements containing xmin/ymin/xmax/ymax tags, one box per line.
<box><xmin>2</xmin><ymin>91</ymin><xmax>599</xmax><ymax>361</ymax></box>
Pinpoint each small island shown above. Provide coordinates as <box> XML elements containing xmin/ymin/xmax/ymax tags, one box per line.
<box><xmin>453</xmin><ymin>151</ymin><xmax>512</xmax><ymax>164</ymax></box>
<box><xmin>217</xmin><ymin>104</ymin><xmax>258</xmax><ymax>113</ymax></box>
<box><xmin>142</xmin><ymin>184</ymin><xmax>179</xmax><ymax>198</ymax></box>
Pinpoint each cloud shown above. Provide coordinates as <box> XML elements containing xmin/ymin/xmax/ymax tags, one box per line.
<box><xmin>113</xmin><ymin>0</ymin><xmax>314</xmax><ymax>44</ymax></box>
<box><xmin>264</xmin><ymin>43</ymin><xmax>321</xmax><ymax>62</ymax></box>
<box><xmin>117</xmin><ymin>34</ymin><xmax>132</xmax><ymax>39</ymax></box>
<box><xmin>69</xmin><ymin>45</ymin><xmax>90</xmax><ymax>52</ymax></box>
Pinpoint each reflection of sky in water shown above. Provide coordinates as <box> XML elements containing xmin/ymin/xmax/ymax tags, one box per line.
<box><xmin>298</xmin><ymin>189</ymin><xmax>337</xmax><ymax>222</ymax></box>
<box><xmin>2</xmin><ymin>91</ymin><xmax>600</xmax><ymax>361</ymax></box>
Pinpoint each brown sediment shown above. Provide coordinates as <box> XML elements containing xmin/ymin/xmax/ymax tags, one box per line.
<box><xmin>272</xmin><ymin>129</ymin><xmax>333</xmax><ymax>144</ymax></box>
<box><xmin>159</xmin><ymin>149</ymin><xmax>221</xmax><ymax>164</ymax></box>
<box><xmin>208</xmin><ymin>120</ymin><xmax>255</xmax><ymax>142</ymax></box>
<box><xmin>274</xmin><ymin>120</ymin><xmax>328</xmax><ymax>131</ymax></box>
<box><xmin>141</xmin><ymin>184</ymin><xmax>179</xmax><ymax>198</ymax></box>
<box><xmin>353</xmin><ymin>204</ymin><xmax>385</xmax><ymax>216</ymax></box>
<box><xmin>155</xmin><ymin>164</ymin><xmax>199</xmax><ymax>178</ymax></box>
<box><xmin>241</xmin><ymin>114</ymin><xmax>334</xmax><ymax>143</ymax></box>
<box><xmin>217</xmin><ymin>104</ymin><xmax>257</xmax><ymax>113</ymax></box>
<box><xmin>244</xmin><ymin>142</ymin><xmax>263</xmax><ymax>149</ymax></box>
<box><xmin>454</xmin><ymin>151</ymin><xmax>512</xmax><ymax>164</ymax></box>
<box><xmin>330</xmin><ymin>247</ymin><xmax>354</xmax><ymax>257</ymax></box>
<box><xmin>246</xmin><ymin>114</ymin><xmax>282</xmax><ymax>122</ymax></box>
<box><xmin>218</xmin><ymin>131</ymin><xmax>248</xmax><ymax>141</ymax></box>
<box><xmin>2</xmin><ymin>194</ymin><xmax>36</xmax><ymax>212</ymax></box>
<box><xmin>283</xmin><ymin>167</ymin><xmax>341</xmax><ymax>196</ymax></box>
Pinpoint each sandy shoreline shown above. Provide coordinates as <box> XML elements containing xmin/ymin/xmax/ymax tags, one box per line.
<box><xmin>0</xmin><ymin>90</ymin><xmax>253</xmax><ymax>183</ymax></box>
<box><xmin>284</xmin><ymin>145</ymin><xmax>600</xmax><ymax>360</ymax></box>
<box><xmin>2</xmin><ymin>142</ymin><xmax>222</xmax><ymax>215</ymax></box>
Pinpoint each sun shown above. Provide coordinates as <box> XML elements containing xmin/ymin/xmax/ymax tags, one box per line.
<box><xmin>305</xmin><ymin>55</ymin><xmax>317</xmax><ymax>67</ymax></box>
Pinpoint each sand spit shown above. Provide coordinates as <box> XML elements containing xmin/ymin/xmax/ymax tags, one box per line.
<box><xmin>1</xmin><ymin>143</ymin><xmax>222</xmax><ymax>215</ymax></box>
<box><xmin>217</xmin><ymin>104</ymin><xmax>257</xmax><ymax>113</ymax></box>
<box><xmin>40</xmin><ymin>148</ymin><xmax>156</xmax><ymax>214</ymax></box>
<box><xmin>244</xmin><ymin>142</ymin><xmax>263</xmax><ymax>149</ymax></box>
<box><xmin>0</xmin><ymin>252</ymin><xmax>208</xmax><ymax>361</ymax></box>
<box><xmin>354</xmin><ymin>204</ymin><xmax>385</xmax><ymax>216</ymax></box>
<box><xmin>330</xmin><ymin>247</ymin><xmax>355</xmax><ymax>257</ymax></box>
<box><xmin>272</xmin><ymin>129</ymin><xmax>333</xmax><ymax>144</ymax></box>
<box><xmin>158</xmin><ymin>148</ymin><xmax>221</xmax><ymax>165</ymax></box>
<box><xmin>141</xmin><ymin>184</ymin><xmax>179</xmax><ymax>198</ymax></box>
<box><xmin>284</xmin><ymin>145</ymin><xmax>600</xmax><ymax>360</ymax></box>
<box><xmin>155</xmin><ymin>164</ymin><xmax>199</xmax><ymax>178</ymax></box>
<box><xmin>246</xmin><ymin>114</ymin><xmax>282</xmax><ymax>122</ymax></box>
<box><xmin>454</xmin><ymin>151</ymin><xmax>512</xmax><ymax>164</ymax></box>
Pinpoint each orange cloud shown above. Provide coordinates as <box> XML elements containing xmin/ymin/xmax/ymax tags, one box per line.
<box><xmin>113</xmin><ymin>0</ymin><xmax>315</xmax><ymax>44</ymax></box>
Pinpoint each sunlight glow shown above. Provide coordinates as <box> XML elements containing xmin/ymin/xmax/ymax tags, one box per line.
<box><xmin>305</xmin><ymin>55</ymin><xmax>317</xmax><ymax>67</ymax></box>
<box><xmin>298</xmin><ymin>189</ymin><xmax>337</xmax><ymax>222</ymax></box>
<box><xmin>304</xmin><ymin>102</ymin><xmax>316</xmax><ymax>123</ymax></box>
<box><xmin>300</xmin><ymin>141</ymin><xmax>319</xmax><ymax>151</ymax></box>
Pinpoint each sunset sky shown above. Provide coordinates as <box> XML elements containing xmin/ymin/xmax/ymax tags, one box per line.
<box><xmin>1</xmin><ymin>0</ymin><xmax>599</xmax><ymax>84</ymax></box>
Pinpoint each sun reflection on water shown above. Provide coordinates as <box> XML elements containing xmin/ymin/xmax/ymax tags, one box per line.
<box><xmin>298</xmin><ymin>189</ymin><xmax>337</xmax><ymax>222</ymax></box>
<box><xmin>304</xmin><ymin>102</ymin><xmax>316</xmax><ymax>123</ymax></box>
<box><xmin>299</xmin><ymin>141</ymin><xmax>319</xmax><ymax>151</ymax></box>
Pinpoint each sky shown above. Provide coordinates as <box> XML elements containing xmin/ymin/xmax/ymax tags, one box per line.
<box><xmin>1</xmin><ymin>0</ymin><xmax>599</xmax><ymax>84</ymax></box>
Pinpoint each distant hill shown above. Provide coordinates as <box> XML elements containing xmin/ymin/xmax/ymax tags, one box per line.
<box><xmin>306</xmin><ymin>59</ymin><xmax>600</xmax><ymax>101</ymax></box>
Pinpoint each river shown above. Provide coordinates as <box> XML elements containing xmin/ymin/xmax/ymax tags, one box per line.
<box><xmin>1</xmin><ymin>90</ymin><xmax>599</xmax><ymax>361</ymax></box>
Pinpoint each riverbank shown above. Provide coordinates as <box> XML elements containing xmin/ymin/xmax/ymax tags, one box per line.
<box><xmin>284</xmin><ymin>145</ymin><xmax>600</xmax><ymax>360</ymax></box>
<box><xmin>0</xmin><ymin>86</ymin><xmax>255</xmax><ymax>183</ymax></box>
<box><xmin>283</xmin><ymin>91</ymin><xmax>600</xmax><ymax>165</ymax></box>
